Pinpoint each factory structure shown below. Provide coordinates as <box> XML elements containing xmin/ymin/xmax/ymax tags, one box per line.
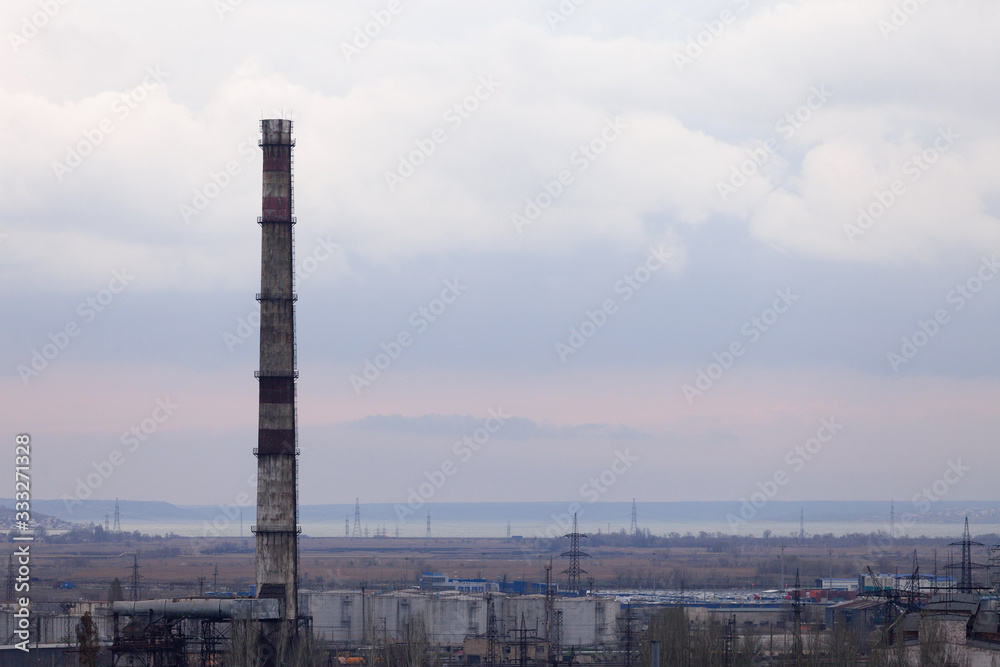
<box><xmin>5</xmin><ymin>120</ymin><xmax>1000</xmax><ymax>667</ymax></box>
<box><xmin>253</xmin><ymin>117</ymin><xmax>302</xmax><ymax>632</ymax></box>
<box><xmin>66</xmin><ymin>119</ymin><xmax>307</xmax><ymax>665</ymax></box>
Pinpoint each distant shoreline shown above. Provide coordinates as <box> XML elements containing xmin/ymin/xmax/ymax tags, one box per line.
<box><xmin>7</xmin><ymin>498</ymin><xmax>999</xmax><ymax>540</ymax></box>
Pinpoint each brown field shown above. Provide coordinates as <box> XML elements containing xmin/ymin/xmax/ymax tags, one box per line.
<box><xmin>17</xmin><ymin>532</ymin><xmax>968</xmax><ymax>604</ymax></box>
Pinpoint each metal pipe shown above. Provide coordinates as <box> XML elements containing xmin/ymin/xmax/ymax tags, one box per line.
<box><xmin>112</xmin><ymin>598</ymin><xmax>280</xmax><ymax>620</ymax></box>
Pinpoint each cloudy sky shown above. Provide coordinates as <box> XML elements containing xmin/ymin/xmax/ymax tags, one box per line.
<box><xmin>3</xmin><ymin>0</ymin><xmax>1000</xmax><ymax>515</ymax></box>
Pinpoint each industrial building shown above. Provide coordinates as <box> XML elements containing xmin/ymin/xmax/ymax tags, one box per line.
<box><xmin>420</xmin><ymin>573</ymin><xmax>501</xmax><ymax>595</ymax></box>
<box><xmin>303</xmin><ymin>589</ymin><xmax>621</xmax><ymax>647</ymax></box>
<box><xmin>877</xmin><ymin>593</ymin><xmax>1000</xmax><ymax>666</ymax></box>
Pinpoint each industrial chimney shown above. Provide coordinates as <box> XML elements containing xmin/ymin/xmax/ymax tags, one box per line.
<box><xmin>254</xmin><ymin>118</ymin><xmax>299</xmax><ymax>625</ymax></box>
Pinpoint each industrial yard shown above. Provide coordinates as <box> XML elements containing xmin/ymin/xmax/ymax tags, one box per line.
<box><xmin>5</xmin><ymin>522</ymin><xmax>1000</xmax><ymax>664</ymax></box>
<box><xmin>7</xmin><ymin>532</ymin><xmax>986</xmax><ymax>604</ymax></box>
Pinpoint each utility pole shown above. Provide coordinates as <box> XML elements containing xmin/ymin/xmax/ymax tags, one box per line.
<box><xmin>545</xmin><ymin>558</ymin><xmax>555</xmax><ymax>662</ymax></box>
<box><xmin>5</xmin><ymin>554</ymin><xmax>14</xmax><ymax>602</ymax></box>
<box><xmin>780</xmin><ymin>545</ymin><xmax>786</xmax><ymax>591</ymax></box>
<box><xmin>353</xmin><ymin>499</ymin><xmax>362</xmax><ymax>538</ymax></box>
<box><xmin>792</xmin><ymin>569</ymin><xmax>803</xmax><ymax>666</ymax></box>
<box><xmin>131</xmin><ymin>554</ymin><xmax>141</xmax><ymax>602</ymax></box>
<box><xmin>360</xmin><ymin>582</ymin><xmax>367</xmax><ymax>644</ymax></box>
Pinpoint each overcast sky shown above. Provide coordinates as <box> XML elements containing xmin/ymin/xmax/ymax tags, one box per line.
<box><xmin>3</xmin><ymin>0</ymin><xmax>999</xmax><ymax>514</ymax></box>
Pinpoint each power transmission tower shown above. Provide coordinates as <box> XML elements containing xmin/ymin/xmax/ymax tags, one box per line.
<box><xmin>551</xmin><ymin>609</ymin><xmax>563</xmax><ymax>661</ymax></box>
<box><xmin>906</xmin><ymin>550</ymin><xmax>921</xmax><ymax>610</ymax></box>
<box><xmin>791</xmin><ymin>569</ymin><xmax>803</xmax><ymax>665</ymax></box>
<box><xmin>508</xmin><ymin>613</ymin><xmax>536</xmax><ymax>667</ymax></box>
<box><xmin>213</xmin><ymin>564</ymin><xmax>219</xmax><ymax>592</ymax></box>
<box><xmin>560</xmin><ymin>513</ymin><xmax>590</xmax><ymax>593</ymax></box>
<box><xmin>353</xmin><ymin>499</ymin><xmax>362</xmax><ymax>538</ymax></box>
<box><xmin>485</xmin><ymin>594</ymin><xmax>500</xmax><ymax>667</ymax></box>
<box><xmin>722</xmin><ymin>614</ymin><xmax>736</xmax><ymax>667</ymax></box>
<box><xmin>113</xmin><ymin>498</ymin><xmax>122</xmax><ymax>533</ymax></box>
<box><xmin>947</xmin><ymin>517</ymin><xmax>985</xmax><ymax>593</ymax></box>
<box><xmin>617</xmin><ymin>603</ymin><xmax>639</xmax><ymax>667</ymax></box>
<box><xmin>630</xmin><ymin>499</ymin><xmax>638</xmax><ymax>535</ymax></box>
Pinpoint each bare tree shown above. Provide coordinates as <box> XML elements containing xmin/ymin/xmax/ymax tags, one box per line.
<box><xmin>227</xmin><ymin>620</ymin><xmax>262</xmax><ymax>667</ymax></box>
<box><xmin>75</xmin><ymin>612</ymin><xmax>100</xmax><ymax>667</ymax></box>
